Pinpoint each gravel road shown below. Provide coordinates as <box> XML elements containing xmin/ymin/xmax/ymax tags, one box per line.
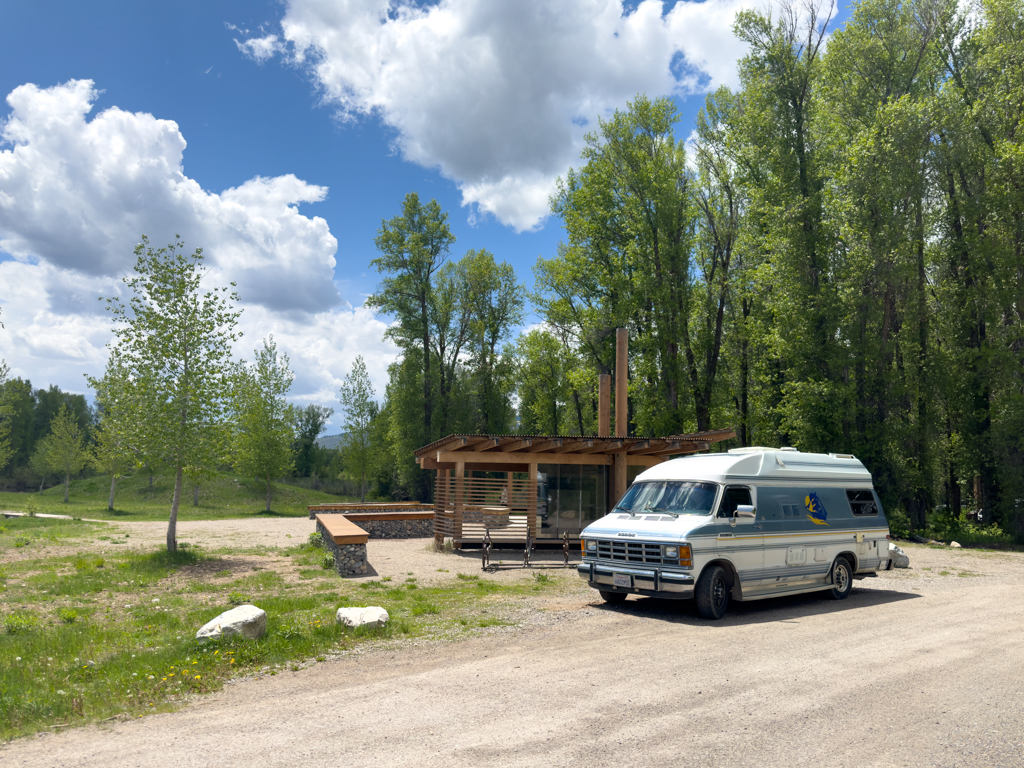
<box><xmin>3</xmin><ymin>543</ymin><xmax>1022</xmax><ymax>768</ymax></box>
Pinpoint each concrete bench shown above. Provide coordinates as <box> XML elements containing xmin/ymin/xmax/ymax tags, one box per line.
<box><xmin>315</xmin><ymin>514</ymin><xmax>370</xmax><ymax>576</ymax></box>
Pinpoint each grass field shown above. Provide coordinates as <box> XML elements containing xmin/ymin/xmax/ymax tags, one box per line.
<box><xmin>0</xmin><ymin>516</ymin><xmax>570</xmax><ymax>741</ymax></box>
<box><xmin>0</xmin><ymin>470</ymin><xmax>358</xmax><ymax>522</ymax></box>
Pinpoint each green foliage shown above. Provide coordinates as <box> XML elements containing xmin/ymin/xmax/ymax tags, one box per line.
<box><xmin>58</xmin><ymin>608</ymin><xmax>79</xmax><ymax>624</ymax></box>
<box><xmin>292</xmin><ymin>404</ymin><xmax>334</xmax><ymax>479</ymax></box>
<box><xmin>41</xmin><ymin>404</ymin><xmax>90</xmax><ymax>503</ymax></box>
<box><xmin>233</xmin><ymin>337</ymin><xmax>296</xmax><ymax>512</ymax></box>
<box><xmin>103</xmin><ymin>236</ymin><xmax>241</xmax><ymax>551</ymax></box>
<box><xmin>3</xmin><ymin>611</ymin><xmax>39</xmax><ymax>634</ymax></box>
<box><xmin>339</xmin><ymin>356</ymin><xmax>377</xmax><ymax>502</ymax></box>
<box><xmin>0</xmin><ymin>359</ymin><xmax>12</xmax><ymax>473</ymax></box>
<box><xmin>87</xmin><ymin>352</ymin><xmax>140</xmax><ymax>511</ymax></box>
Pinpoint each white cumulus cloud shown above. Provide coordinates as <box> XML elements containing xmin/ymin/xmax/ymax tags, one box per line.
<box><xmin>240</xmin><ymin>0</ymin><xmax>753</xmax><ymax>231</ymax></box>
<box><xmin>0</xmin><ymin>80</ymin><xmax>396</xmax><ymax>419</ymax></box>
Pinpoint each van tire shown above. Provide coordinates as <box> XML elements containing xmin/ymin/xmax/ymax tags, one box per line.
<box><xmin>828</xmin><ymin>557</ymin><xmax>853</xmax><ymax>600</ymax></box>
<box><xmin>695</xmin><ymin>565</ymin><xmax>730</xmax><ymax>619</ymax></box>
<box><xmin>599</xmin><ymin>590</ymin><xmax>627</xmax><ymax>604</ymax></box>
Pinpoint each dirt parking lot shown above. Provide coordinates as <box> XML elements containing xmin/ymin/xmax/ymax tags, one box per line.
<box><xmin>3</xmin><ymin>537</ymin><xmax>1023</xmax><ymax>768</ymax></box>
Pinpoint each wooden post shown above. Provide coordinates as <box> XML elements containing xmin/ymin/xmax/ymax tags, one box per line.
<box><xmin>454</xmin><ymin>462</ymin><xmax>465</xmax><ymax>548</ymax></box>
<box><xmin>528</xmin><ymin>463</ymin><xmax>538</xmax><ymax>542</ymax></box>
<box><xmin>598</xmin><ymin>373</ymin><xmax>611</xmax><ymax>436</ymax></box>
<box><xmin>613</xmin><ymin>452</ymin><xmax>628</xmax><ymax>508</ymax></box>
<box><xmin>434</xmin><ymin>469</ymin><xmax>447</xmax><ymax>544</ymax></box>
<box><xmin>615</xmin><ymin>328</ymin><xmax>628</xmax><ymax>437</ymax></box>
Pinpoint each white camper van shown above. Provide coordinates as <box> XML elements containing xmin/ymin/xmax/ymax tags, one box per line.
<box><xmin>578</xmin><ymin>447</ymin><xmax>891</xmax><ymax>619</ymax></box>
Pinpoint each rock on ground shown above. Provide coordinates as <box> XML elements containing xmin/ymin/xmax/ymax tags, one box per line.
<box><xmin>196</xmin><ymin>605</ymin><xmax>267</xmax><ymax>642</ymax></box>
<box><xmin>336</xmin><ymin>607</ymin><xmax>388</xmax><ymax>628</ymax></box>
<box><xmin>889</xmin><ymin>543</ymin><xmax>910</xmax><ymax>568</ymax></box>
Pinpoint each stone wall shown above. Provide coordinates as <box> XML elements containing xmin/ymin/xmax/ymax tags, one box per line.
<box><xmin>348</xmin><ymin>517</ymin><xmax>433</xmax><ymax>539</ymax></box>
<box><xmin>316</xmin><ymin>519</ymin><xmax>368</xmax><ymax>577</ymax></box>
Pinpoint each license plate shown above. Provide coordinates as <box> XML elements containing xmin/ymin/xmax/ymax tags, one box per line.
<box><xmin>613</xmin><ymin>573</ymin><xmax>632</xmax><ymax>588</ymax></box>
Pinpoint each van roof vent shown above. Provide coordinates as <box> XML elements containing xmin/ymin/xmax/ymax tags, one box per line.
<box><xmin>779</xmin><ymin>446</ymin><xmax>798</xmax><ymax>452</ymax></box>
<box><xmin>829</xmin><ymin>453</ymin><xmax>856</xmax><ymax>459</ymax></box>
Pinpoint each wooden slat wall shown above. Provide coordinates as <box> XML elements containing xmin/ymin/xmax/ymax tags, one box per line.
<box><xmin>433</xmin><ymin>474</ymin><xmax>532</xmax><ymax>542</ymax></box>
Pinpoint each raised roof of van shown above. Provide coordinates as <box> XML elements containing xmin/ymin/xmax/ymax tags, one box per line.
<box><xmin>636</xmin><ymin>447</ymin><xmax>873</xmax><ymax>484</ymax></box>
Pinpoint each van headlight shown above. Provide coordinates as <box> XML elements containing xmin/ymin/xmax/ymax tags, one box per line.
<box><xmin>585</xmin><ymin>539</ymin><xmax>598</xmax><ymax>552</ymax></box>
<box><xmin>663</xmin><ymin>545</ymin><xmax>679</xmax><ymax>558</ymax></box>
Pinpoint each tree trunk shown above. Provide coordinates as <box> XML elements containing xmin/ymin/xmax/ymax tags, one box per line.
<box><xmin>266</xmin><ymin>475</ymin><xmax>272</xmax><ymax>513</ymax></box>
<box><xmin>108</xmin><ymin>475</ymin><xmax>116</xmax><ymax>511</ymax></box>
<box><xmin>39</xmin><ymin>476</ymin><xmax>45</xmax><ymax>493</ymax></box>
<box><xmin>63</xmin><ymin>472</ymin><xmax>70</xmax><ymax>503</ymax></box>
<box><xmin>361</xmin><ymin>468</ymin><xmax>366</xmax><ymax>503</ymax></box>
<box><xmin>149</xmin><ymin>475</ymin><xmax>154</xmax><ymax>488</ymax></box>
<box><xmin>193</xmin><ymin>484</ymin><xmax>199</xmax><ymax>507</ymax></box>
<box><xmin>168</xmin><ymin>464</ymin><xmax>182</xmax><ymax>552</ymax></box>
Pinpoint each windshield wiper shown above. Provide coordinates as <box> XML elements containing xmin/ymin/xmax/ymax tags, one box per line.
<box><xmin>612</xmin><ymin>505</ymin><xmax>635</xmax><ymax>516</ymax></box>
<box><xmin>643</xmin><ymin>504</ymin><xmax>678</xmax><ymax>519</ymax></box>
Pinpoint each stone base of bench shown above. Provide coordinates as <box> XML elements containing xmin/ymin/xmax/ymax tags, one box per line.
<box><xmin>315</xmin><ymin>517</ymin><xmax>368</xmax><ymax>577</ymax></box>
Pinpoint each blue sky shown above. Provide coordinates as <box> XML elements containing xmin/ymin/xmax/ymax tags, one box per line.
<box><xmin>0</xmin><ymin>0</ymin><xmax>849</xmax><ymax>431</ymax></box>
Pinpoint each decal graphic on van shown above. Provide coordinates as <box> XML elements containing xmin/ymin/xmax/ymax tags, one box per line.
<box><xmin>805</xmin><ymin>492</ymin><xmax>829</xmax><ymax>525</ymax></box>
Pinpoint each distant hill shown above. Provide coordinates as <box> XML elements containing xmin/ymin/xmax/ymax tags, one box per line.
<box><xmin>315</xmin><ymin>433</ymin><xmax>346</xmax><ymax>450</ymax></box>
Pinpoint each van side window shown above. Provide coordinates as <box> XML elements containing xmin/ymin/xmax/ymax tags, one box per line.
<box><xmin>846</xmin><ymin>489</ymin><xmax>878</xmax><ymax>516</ymax></box>
<box><xmin>718</xmin><ymin>487</ymin><xmax>752</xmax><ymax>518</ymax></box>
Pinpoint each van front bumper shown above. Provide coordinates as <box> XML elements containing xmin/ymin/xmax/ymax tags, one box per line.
<box><xmin>578</xmin><ymin>561</ymin><xmax>695</xmax><ymax>598</ymax></box>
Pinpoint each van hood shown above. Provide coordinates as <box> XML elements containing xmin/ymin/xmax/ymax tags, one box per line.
<box><xmin>582</xmin><ymin>512</ymin><xmax>711</xmax><ymax>541</ymax></box>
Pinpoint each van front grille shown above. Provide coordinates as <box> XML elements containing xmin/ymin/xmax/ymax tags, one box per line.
<box><xmin>595</xmin><ymin>539</ymin><xmax>666</xmax><ymax>566</ymax></box>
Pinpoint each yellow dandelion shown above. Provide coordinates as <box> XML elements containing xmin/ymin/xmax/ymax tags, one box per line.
<box><xmin>195</xmin><ymin>675</ymin><xmax>201</xmax><ymax>680</ymax></box>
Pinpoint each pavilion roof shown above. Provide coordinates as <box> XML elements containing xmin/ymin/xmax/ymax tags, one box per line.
<box><xmin>414</xmin><ymin>428</ymin><xmax>736</xmax><ymax>466</ymax></box>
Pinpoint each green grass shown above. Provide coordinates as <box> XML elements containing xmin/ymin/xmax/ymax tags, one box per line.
<box><xmin>0</xmin><ymin>470</ymin><xmax>360</xmax><ymax>522</ymax></box>
<box><xmin>0</xmin><ymin>517</ymin><xmax>570</xmax><ymax>741</ymax></box>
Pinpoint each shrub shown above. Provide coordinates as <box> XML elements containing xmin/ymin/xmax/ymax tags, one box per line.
<box><xmin>227</xmin><ymin>591</ymin><xmax>249</xmax><ymax>605</ymax></box>
<box><xmin>887</xmin><ymin>507</ymin><xmax>911</xmax><ymax>539</ymax></box>
<box><xmin>306</xmin><ymin>532</ymin><xmax>325</xmax><ymax>550</ymax></box>
<box><xmin>320</xmin><ymin>553</ymin><xmax>334</xmax><ymax>570</ymax></box>
<box><xmin>58</xmin><ymin>608</ymin><xmax>79</xmax><ymax>624</ymax></box>
<box><xmin>3</xmin><ymin>611</ymin><xmax>39</xmax><ymax>634</ymax></box>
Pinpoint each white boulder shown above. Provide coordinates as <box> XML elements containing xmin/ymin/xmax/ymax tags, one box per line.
<box><xmin>889</xmin><ymin>543</ymin><xmax>910</xmax><ymax>568</ymax></box>
<box><xmin>950</xmin><ymin>541</ymin><xmax>962</xmax><ymax>548</ymax></box>
<box><xmin>196</xmin><ymin>605</ymin><xmax>267</xmax><ymax>643</ymax></box>
<box><xmin>336</xmin><ymin>606</ymin><xmax>389</xmax><ymax>629</ymax></box>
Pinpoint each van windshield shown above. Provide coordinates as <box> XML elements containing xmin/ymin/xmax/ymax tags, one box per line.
<box><xmin>614</xmin><ymin>481</ymin><xmax>719</xmax><ymax>516</ymax></box>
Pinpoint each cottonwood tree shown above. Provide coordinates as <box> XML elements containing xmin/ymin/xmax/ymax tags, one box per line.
<box><xmin>42</xmin><ymin>404</ymin><xmax>89</xmax><ymax>503</ymax></box>
<box><xmin>369</xmin><ymin>193</ymin><xmax>455</xmax><ymax>448</ymax></box>
<box><xmin>104</xmin><ymin>235</ymin><xmax>240</xmax><ymax>552</ymax></box>
<box><xmin>0</xmin><ymin>359</ymin><xmax>11</xmax><ymax>475</ymax></box>
<box><xmin>233</xmin><ymin>337</ymin><xmax>296</xmax><ymax>512</ymax></box>
<box><xmin>87</xmin><ymin>352</ymin><xmax>139</xmax><ymax>511</ymax></box>
<box><xmin>293</xmin><ymin>404</ymin><xmax>334</xmax><ymax>479</ymax></box>
<box><xmin>339</xmin><ymin>356</ymin><xmax>377</xmax><ymax>503</ymax></box>
<box><xmin>0</xmin><ymin>307</ymin><xmax>11</xmax><ymax>473</ymax></box>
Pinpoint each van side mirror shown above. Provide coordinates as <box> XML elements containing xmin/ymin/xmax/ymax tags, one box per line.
<box><xmin>735</xmin><ymin>505</ymin><xmax>756</xmax><ymax>519</ymax></box>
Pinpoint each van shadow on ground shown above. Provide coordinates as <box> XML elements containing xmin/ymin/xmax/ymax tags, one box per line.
<box><xmin>593</xmin><ymin>584</ymin><xmax>921</xmax><ymax>627</ymax></box>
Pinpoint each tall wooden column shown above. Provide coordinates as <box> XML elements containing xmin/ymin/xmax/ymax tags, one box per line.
<box><xmin>528</xmin><ymin>463</ymin><xmax>538</xmax><ymax>541</ymax></box>
<box><xmin>454</xmin><ymin>462</ymin><xmax>465</xmax><ymax>547</ymax></box>
<box><xmin>613</xmin><ymin>327</ymin><xmax>629</xmax><ymax>506</ymax></box>
<box><xmin>434</xmin><ymin>468</ymin><xmax>447</xmax><ymax>544</ymax></box>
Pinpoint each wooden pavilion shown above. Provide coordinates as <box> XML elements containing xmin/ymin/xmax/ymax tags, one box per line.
<box><xmin>414</xmin><ymin>427</ymin><xmax>735</xmax><ymax>545</ymax></box>
<box><xmin>414</xmin><ymin>330</ymin><xmax>735</xmax><ymax>546</ymax></box>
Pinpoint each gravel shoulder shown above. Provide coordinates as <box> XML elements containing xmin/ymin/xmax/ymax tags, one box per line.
<box><xmin>3</xmin><ymin>538</ymin><xmax>1023</xmax><ymax>768</ymax></box>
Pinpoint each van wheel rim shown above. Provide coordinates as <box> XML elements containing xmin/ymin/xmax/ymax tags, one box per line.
<box><xmin>835</xmin><ymin>564</ymin><xmax>848</xmax><ymax>592</ymax></box>
<box><xmin>713</xmin><ymin>577</ymin><xmax>726</xmax><ymax>608</ymax></box>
